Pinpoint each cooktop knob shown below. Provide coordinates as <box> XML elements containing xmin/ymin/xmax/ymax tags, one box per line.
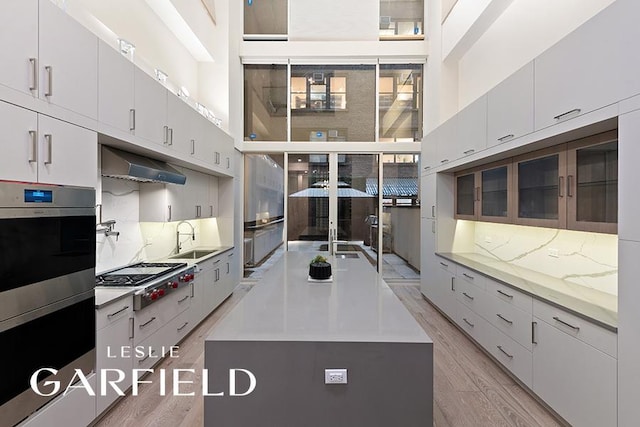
<box><xmin>158</xmin><ymin>288</ymin><xmax>165</xmax><ymax>297</ymax></box>
<box><xmin>172</xmin><ymin>281</ymin><xmax>178</xmax><ymax>288</ymax></box>
<box><xmin>150</xmin><ymin>291</ymin><xmax>158</xmax><ymax>300</ymax></box>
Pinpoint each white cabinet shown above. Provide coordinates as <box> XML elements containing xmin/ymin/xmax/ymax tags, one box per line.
<box><xmin>420</xmin><ymin>129</ymin><xmax>437</xmax><ymax>173</ymax></box>
<box><xmin>487</xmin><ymin>62</ymin><xmax>534</xmax><ymax>147</ymax></box>
<box><xmin>486</xmin><ymin>325</ymin><xmax>532</xmax><ymax>388</ymax></box>
<box><xmin>456</xmin><ymin>95</ymin><xmax>487</xmax><ymax>158</ymax></box>
<box><xmin>435</xmin><ymin>115</ymin><xmax>457</xmax><ymax>167</ymax></box>
<box><xmin>19</xmin><ymin>374</ymin><xmax>96</xmax><ymax>427</ymax></box>
<box><xmin>533</xmin><ymin>316</ymin><xmax>617</xmax><ymax>427</ymax></box>
<box><xmin>134</xmin><ymin>67</ymin><xmax>168</xmax><ymax>145</ymax></box>
<box><xmin>96</xmin><ymin>301</ymin><xmax>133</xmax><ymax>415</ymax></box>
<box><xmin>0</xmin><ymin>104</ymin><xmax>97</xmax><ymax>187</ymax></box>
<box><xmin>534</xmin><ymin>0</ymin><xmax>640</xmax><ymax>130</ymax></box>
<box><xmin>619</xmin><ymin>109</ymin><xmax>640</xmax><ymax>242</ymax></box>
<box><xmin>167</xmin><ymin>94</ymin><xmax>196</xmax><ymax>157</ymax></box>
<box><xmin>0</xmin><ymin>101</ymin><xmax>38</xmax><ymax>182</ymax></box>
<box><xmin>98</xmin><ymin>41</ymin><xmax>134</xmax><ymax>134</ymax></box>
<box><xmin>0</xmin><ymin>0</ymin><xmax>38</xmax><ymax>97</ymax></box>
<box><xmin>37</xmin><ymin>115</ymin><xmax>97</xmax><ymax>187</ymax></box>
<box><xmin>38</xmin><ymin>0</ymin><xmax>97</xmax><ymax>120</ymax></box>
<box><xmin>208</xmin><ymin>175</ymin><xmax>219</xmax><ymax>218</ymax></box>
<box><xmin>420</xmin><ymin>173</ymin><xmax>436</xmax><ymax>219</ymax></box>
<box><xmin>433</xmin><ymin>258</ymin><xmax>457</xmax><ymax>319</ymax></box>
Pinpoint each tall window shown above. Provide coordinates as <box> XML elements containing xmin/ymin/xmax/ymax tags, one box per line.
<box><xmin>244</xmin><ymin>65</ymin><xmax>288</xmax><ymax>141</ymax></box>
<box><xmin>244</xmin><ymin>0</ymin><xmax>288</xmax><ymax>39</ymax></box>
<box><xmin>379</xmin><ymin>65</ymin><xmax>423</xmax><ymax>142</ymax></box>
<box><xmin>290</xmin><ymin>65</ymin><xmax>376</xmax><ymax>142</ymax></box>
<box><xmin>379</xmin><ymin>0</ymin><xmax>425</xmax><ymax>39</ymax></box>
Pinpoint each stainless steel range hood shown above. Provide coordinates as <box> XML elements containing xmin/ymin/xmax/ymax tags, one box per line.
<box><xmin>101</xmin><ymin>146</ymin><xmax>186</xmax><ymax>185</ymax></box>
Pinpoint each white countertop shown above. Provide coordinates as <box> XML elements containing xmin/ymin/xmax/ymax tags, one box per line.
<box><xmin>207</xmin><ymin>252</ymin><xmax>432</xmax><ymax>343</ymax></box>
<box><xmin>437</xmin><ymin>252</ymin><xmax>617</xmax><ymax>330</ymax></box>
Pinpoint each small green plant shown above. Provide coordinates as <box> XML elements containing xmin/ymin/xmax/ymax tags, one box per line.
<box><xmin>310</xmin><ymin>255</ymin><xmax>327</xmax><ymax>265</ymax></box>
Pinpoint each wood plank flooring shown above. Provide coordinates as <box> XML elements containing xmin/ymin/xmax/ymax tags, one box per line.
<box><xmin>94</xmin><ymin>282</ymin><xmax>564</xmax><ymax>427</ymax></box>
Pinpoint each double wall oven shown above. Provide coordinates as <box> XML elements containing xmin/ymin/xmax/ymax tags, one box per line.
<box><xmin>0</xmin><ymin>182</ymin><xmax>96</xmax><ymax>427</ymax></box>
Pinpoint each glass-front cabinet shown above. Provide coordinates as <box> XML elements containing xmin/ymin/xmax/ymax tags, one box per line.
<box><xmin>454</xmin><ymin>130</ymin><xmax>618</xmax><ymax>234</ymax></box>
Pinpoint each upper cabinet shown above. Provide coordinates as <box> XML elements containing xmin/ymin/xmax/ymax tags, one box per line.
<box><xmin>534</xmin><ymin>0</ymin><xmax>640</xmax><ymax>130</ymax></box>
<box><xmin>134</xmin><ymin>67</ymin><xmax>168</xmax><ymax>146</ymax></box>
<box><xmin>98</xmin><ymin>41</ymin><xmax>134</xmax><ymax>134</ymax></box>
<box><xmin>38</xmin><ymin>0</ymin><xmax>98</xmax><ymax>120</ymax></box>
<box><xmin>487</xmin><ymin>62</ymin><xmax>534</xmax><ymax>147</ymax></box>
<box><xmin>456</xmin><ymin>94</ymin><xmax>487</xmax><ymax>158</ymax></box>
<box><xmin>0</xmin><ymin>0</ymin><xmax>38</xmax><ymax>98</ymax></box>
<box><xmin>455</xmin><ymin>161</ymin><xmax>513</xmax><ymax>223</ymax></box>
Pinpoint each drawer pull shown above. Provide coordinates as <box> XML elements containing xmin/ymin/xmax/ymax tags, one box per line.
<box><xmin>462</xmin><ymin>292</ymin><xmax>474</xmax><ymax>301</ymax></box>
<box><xmin>177</xmin><ymin>322</ymin><xmax>189</xmax><ymax>332</ymax></box>
<box><xmin>497</xmin><ymin>314</ymin><xmax>513</xmax><ymax>325</ymax></box>
<box><xmin>532</xmin><ymin>321</ymin><xmax>537</xmax><ymax>344</ymax></box>
<box><xmin>139</xmin><ymin>317</ymin><xmax>156</xmax><ymax>328</ymax></box>
<box><xmin>178</xmin><ymin>295</ymin><xmax>189</xmax><ymax>303</ymax></box>
<box><xmin>439</xmin><ymin>262</ymin><xmax>448</xmax><ymax>268</ymax></box>
<box><xmin>440</xmin><ymin>159</ymin><xmax>449</xmax><ymax>164</ymax></box>
<box><xmin>214</xmin><ymin>259</ymin><xmax>221</xmax><ymax>264</ymax></box>
<box><xmin>463</xmin><ymin>149</ymin><xmax>475</xmax><ymax>155</ymax></box>
<box><xmin>451</xmin><ymin>277</ymin><xmax>455</xmax><ymax>292</ymax></box>
<box><xmin>554</xmin><ymin>108</ymin><xmax>581</xmax><ymax>121</ymax></box>
<box><xmin>553</xmin><ymin>316</ymin><xmax>580</xmax><ymax>331</ymax></box>
<box><xmin>107</xmin><ymin>305</ymin><xmax>130</xmax><ymax>318</ymax></box>
<box><xmin>138</xmin><ymin>350</ymin><xmax>156</xmax><ymax>364</ymax></box>
<box><xmin>462</xmin><ymin>273</ymin><xmax>474</xmax><ymax>280</ymax></box>
<box><xmin>463</xmin><ymin>318</ymin><xmax>474</xmax><ymax>328</ymax></box>
<box><xmin>497</xmin><ymin>345</ymin><xmax>514</xmax><ymax>359</ymax></box>
<box><xmin>423</xmin><ymin>165</ymin><xmax>431</xmax><ymax>170</ymax></box>
<box><xmin>497</xmin><ymin>289</ymin><xmax>513</xmax><ymax>299</ymax></box>
<box><xmin>497</xmin><ymin>134</ymin><xmax>514</xmax><ymax>142</ymax></box>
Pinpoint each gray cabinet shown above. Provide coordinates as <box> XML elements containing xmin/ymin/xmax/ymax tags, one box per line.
<box><xmin>454</xmin><ymin>161</ymin><xmax>512</xmax><ymax>223</ymax></box>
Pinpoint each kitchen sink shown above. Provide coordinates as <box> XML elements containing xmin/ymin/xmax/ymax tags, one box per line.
<box><xmin>170</xmin><ymin>249</ymin><xmax>218</xmax><ymax>260</ymax></box>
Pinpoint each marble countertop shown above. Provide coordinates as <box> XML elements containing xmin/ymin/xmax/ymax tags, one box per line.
<box><xmin>436</xmin><ymin>252</ymin><xmax>617</xmax><ymax>331</ymax></box>
<box><xmin>95</xmin><ymin>288</ymin><xmax>134</xmax><ymax>309</ymax></box>
<box><xmin>208</xmin><ymin>252</ymin><xmax>432</xmax><ymax>343</ymax></box>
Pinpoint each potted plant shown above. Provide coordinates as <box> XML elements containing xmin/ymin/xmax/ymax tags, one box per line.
<box><xmin>309</xmin><ymin>254</ymin><xmax>332</xmax><ymax>280</ymax></box>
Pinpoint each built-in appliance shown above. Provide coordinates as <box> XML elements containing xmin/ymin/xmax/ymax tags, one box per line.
<box><xmin>0</xmin><ymin>181</ymin><xmax>96</xmax><ymax>427</ymax></box>
<box><xmin>96</xmin><ymin>262</ymin><xmax>195</xmax><ymax>310</ymax></box>
<box><xmin>101</xmin><ymin>146</ymin><xmax>186</xmax><ymax>185</ymax></box>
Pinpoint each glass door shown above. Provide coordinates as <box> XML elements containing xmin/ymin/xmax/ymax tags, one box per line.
<box><xmin>286</xmin><ymin>153</ymin><xmax>380</xmax><ymax>269</ymax></box>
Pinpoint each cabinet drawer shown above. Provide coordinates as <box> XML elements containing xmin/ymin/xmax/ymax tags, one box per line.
<box><xmin>485</xmin><ymin>293</ymin><xmax>533</xmax><ymax>351</ymax></box>
<box><xmin>486</xmin><ymin>326</ymin><xmax>533</xmax><ymax>388</ymax></box>
<box><xmin>456</xmin><ymin>265</ymin><xmax>486</xmax><ymax>289</ymax></box>
<box><xmin>486</xmin><ymin>279</ymin><xmax>532</xmax><ymax>314</ymax></box>
<box><xmin>455</xmin><ymin>279</ymin><xmax>487</xmax><ymax>315</ymax></box>
<box><xmin>456</xmin><ymin>301</ymin><xmax>488</xmax><ymax>349</ymax></box>
<box><xmin>96</xmin><ymin>299</ymin><xmax>132</xmax><ymax>331</ymax></box>
<box><xmin>172</xmin><ymin>308</ymin><xmax>193</xmax><ymax>344</ymax></box>
<box><xmin>533</xmin><ymin>300</ymin><xmax>617</xmax><ymax>358</ymax></box>
<box><xmin>436</xmin><ymin>256</ymin><xmax>456</xmax><ymax>275</ymax></box>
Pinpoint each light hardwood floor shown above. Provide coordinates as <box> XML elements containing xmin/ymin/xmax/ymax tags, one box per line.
<box><xmin>94</xmin><ymin>282</ymin><xmax>564</xmax><ymax>427</ymax></box>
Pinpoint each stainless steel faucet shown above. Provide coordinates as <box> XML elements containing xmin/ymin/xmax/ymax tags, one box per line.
<box><xmin>176</xmin><ymin>220</ymin><xmax>195</xmax><ymax>254</ymax></box>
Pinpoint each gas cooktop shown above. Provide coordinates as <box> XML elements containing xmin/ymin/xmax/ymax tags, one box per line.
<box><xmin>96</xmin><ymin>262</ymin><xmax>188</xmax><ymax>287</ymax></box>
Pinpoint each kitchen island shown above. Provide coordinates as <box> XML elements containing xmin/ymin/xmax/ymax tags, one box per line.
<box><xmin>204</xmin><ymin>252</ymin><xmax>433</xmax><ymax>427</ymax></box>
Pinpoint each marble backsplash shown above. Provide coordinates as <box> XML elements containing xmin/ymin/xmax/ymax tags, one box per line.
<box><xmin>96</xmin><ymin>178</ymin><xmax>224</xmax><ymax>273</ymax></box>
<box><xmin>457</xmin><ymin>221</ymin><xmax>618</xmax><ymax>296</ymax></box>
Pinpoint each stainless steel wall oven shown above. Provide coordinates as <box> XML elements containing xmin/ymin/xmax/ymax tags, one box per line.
<box><xmin>0</xmin><ymin>182</ymin><xmax>96</xmax><ymax>427</ymax></box>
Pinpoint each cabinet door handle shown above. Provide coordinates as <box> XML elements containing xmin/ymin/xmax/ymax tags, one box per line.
<box><xmin>44</xmin><ymin>65</ymin><xmax>53</xmax><ymax>97</ymax></box>
<box><xmin>227</xmin><ymin>157</ymin><xmax>230</xmax><ymax>169</ymax></box>
<box><xmin>497</xmin><ymin>345</ymin><xmax>514</xmax><ymax>359</ymax></box>
<box><xmin>28</xmin><ymin>130</ymin><xmax>37</xmax><ymax>163</ymax></box>
<box><xmin>423</xmin><ymin>165</ymin><xmax>431</xmax><ymax>170</ymax></box>
<box><xmin>498</xmin><ymin>134</ymin><xmax>514</xmax><ymax>142</ymax></box>
<box><xmin>475</xmin><ymin>187</ymin><xmax>480</xmax><ymax>202</ymax></box>
<box><xmin>554</xmin><ymin>108</ymin><xmax>581</xmax><ymax>121</ymax></box>
<box><xmin>215</xmin><ymin>151</ymin><xmax>220</xmax><ymax>165</ymax></box>
<box><xmin>228</xmin><ymin>253</ymin><xmax>234</xmax><ymax>257</ymax></box>
<box><xmin>497</xmin><ymin>313</ymin><xmax>513</xmax><ymax>324</ymax></box>
<box><xmin>431</xmin><ymin>221</ymin><xmax>435</xmax><ymax>233</ymax></box>
<box><xmin>169</xmin><ymin>128</ymin><xmax>174</xmax><ymax>145</ymax></box>
<box><xmin>553</xmin><ymin>316</ymin><xmax>580</xmax><ymax>331</ymax></box>
<box><xmin>129</xmin><ymin>317</ymin><xmax>134</xmax><ymax>339</ymax></box>
<box><xmin>107</xmin><ymin>305</ymin><xmax>130</xmax><ymax>318</ymax></box>
<box><xmin>440</xmin><ymin>159</ymin><xmax>449</xmax><ymax>164</ymax></box>
<box><xmin>451</xmin><ymin>277</ymin><xmax>455</xmax><ymax>292</ymax></box>
<box><xmin>210</xmin><ymin>205</ymin><xmax>213</xmax><ymax>217</ymax></box>
<box><xmin>214</xmin><ymin>259</ymin><xmax>221</xmax><ymax>264</ymax></box>
<box><xmin>440</xmin><ymin>262</ymin><xmax>449</xmax><ymax>268</ymax></box>
<box><xmin>196</xmin><ymin>205</ymin><xmax>201</xmax><ymax>218</ymax></box>
<box><xmin>138</xmin><ymin>350</ymin><xmax>156</xmax><ymax>364</ymax></box>
<box><xmin>177</xmin><ymin>322</ymin><xmax>189</xmax><ymax>332</ymax></box>
<box><xmin>462</xmin><ymin>273</ymin><xmax>474</xmax><ymax>280</ymax></box>
<box><xmin>463</xmin><ymin>318</ymin><xmax>474</xmax><ymax>328</ymax></box>
<box><xmin>431</xmin><ymin>205</ymin><xmax>435</xmax><ymax>218</ymax></box>
<box><xmin>139</xmin><ymin>317</ymin><xmax>156</xmax><ymax>328</ymax></box>
<box><xmin>44</xmin><ymin>134</ymin><xmax>52</xmax><ymax>165</ymax></box>
<box><xmin>463</xmin><ymin>149</ymin><xmax>475</xmax><ymax>155</ymax></box>
<box><xmin>129</xmin><ymin>109</ymin><xmax>136</xmax><ymax>131</ymax></box>
<box><xmin>227</xmin><ymin>262</ymin><xmax>230</xmax><ymax>274</ymax></box>
<box><xmin>497</xmin><ymin>289</ymin><xmax>513</xmax><ymax>299</ymax></box>
<box><xmin>29</xmin><ymin>58</ymin><xmax>38</xmax><ymax>91</ymax></box>
<box><xmin>167</xmin><ymin>205</ymin><xmax>172</xmax><ymax>221</ymax></box>
<box><xmin>191</xmin><ymin>139</ymin><xmax>195</xmax><ymax>155</ymax></box>
<box><xmin>532</xmin><ymin>321</ymin><xmax>537</xmax><ymax>344</ymax></box>
<box><xmin>567</xmin><ymin>175</ymin><xmax>574</xmax><ymax>198</ymax></box>
<box><xmin>178</xmin><ymin>295</ymin><xmax>189</xmax><ymax>303</ymax></box>
<box><xmin>190</xmin><ymin>282</ymin><xmax>194</xmax><ymax>298</ymax></box>
<box><xmin>462</xmin><ymin>292</ymin><xmax>474</xmax><ymax>301</ymax></box>
<box><xmin>163</xmin><ymin>126</ymin><xmax>169</xmax><ymax>144</ymax></box>
<box><xmin>558</xmin><ymin>176</ymin><xmax>565</xmax><ymax>198</ymax></box>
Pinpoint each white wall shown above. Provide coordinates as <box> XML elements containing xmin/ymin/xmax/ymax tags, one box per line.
<box><xmin>457</xmin><ymin>0</ymin><xmax>615</xmax><ymax>107</ymax></box>
<box><xmin>290</xmin><ymin>0</ymin><xmax>379</xmax><ymax>41</ymax></box>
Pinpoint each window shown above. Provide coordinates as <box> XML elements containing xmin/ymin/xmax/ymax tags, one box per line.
<box><xmin>380</xmin><ymin>0</ymin><xmax>425</xmax><ymax>39</ymax></box>
<box><xmin>244</xmin><ymin>65</ymin><xmax>288</xmax><ymax>141</ymax></box>
<box><xmin>244</xmin><ymin>0</ymin><xmax>288</xmax><ymax>39</ymax></box>
<box><xmin>380</xmin><ymin>153</ymin><xmax>420</xmax><ymax>206</ymax></box>
<box><xmin>379</xmin><ymin>65</ymin><xmax>423</xmax><ymax>142</ymax></box>
<box><xmin>290</xmin><ymin>65</ymin><xmax>376</xmax><ymax>142</ymax></box>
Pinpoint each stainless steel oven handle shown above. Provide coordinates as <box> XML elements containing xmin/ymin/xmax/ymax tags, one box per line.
<box><xmin>139</xmin><ymin>317</ymin><xmax>156</xmax><ymax>328</ymax></box>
